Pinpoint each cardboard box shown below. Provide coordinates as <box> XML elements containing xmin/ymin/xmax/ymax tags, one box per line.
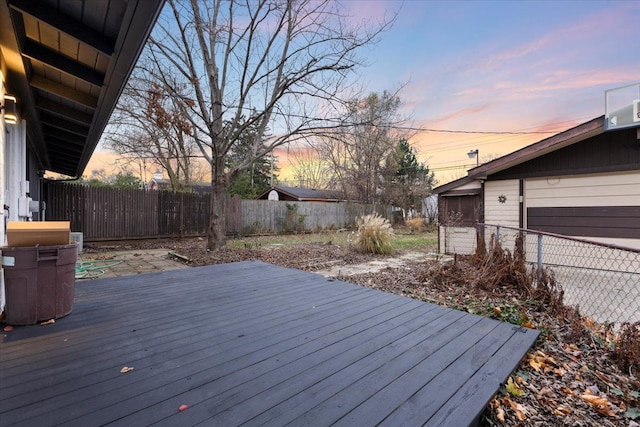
<box><xmin>6</xmin><ymin>221</ymin><xmax>71</xmax><ymax>247</ymax></box>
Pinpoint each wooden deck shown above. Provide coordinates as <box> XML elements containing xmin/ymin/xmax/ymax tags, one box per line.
<box><xmin>0</xmin><ymin>261</ymin><xmax>539</xmax><ymax>426</ymax></box>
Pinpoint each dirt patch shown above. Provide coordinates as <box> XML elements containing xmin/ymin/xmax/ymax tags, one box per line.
<box><xmin>314</xmin><ymin>252</ymin><xmax>450</xmax><ymax>277</ymax></box>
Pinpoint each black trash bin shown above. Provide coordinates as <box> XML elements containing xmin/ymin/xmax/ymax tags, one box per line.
<box><xmin>2</xmin><ymin>244</ymin><xmax>77</xmax><ymax>325</ymax></box>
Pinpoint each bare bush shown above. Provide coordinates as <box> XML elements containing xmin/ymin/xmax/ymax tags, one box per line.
<box><xmin>611</xmin><ymin>322</ymin><xmax>640</xmax><ymax>379</ymax></box>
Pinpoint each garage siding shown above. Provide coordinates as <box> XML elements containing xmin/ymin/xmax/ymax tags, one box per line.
<box><xmin>526</xmin><ymin>171</ymin><xmax>640</xmax><ymax>208</ymax></box>
<box><xmin>526</xmin><ymin>171</ymin><xmax>640</xmax><ymax>249</ymax></box>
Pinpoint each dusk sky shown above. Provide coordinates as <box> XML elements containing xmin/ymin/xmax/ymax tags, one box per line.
<box><xmin>90</xmin><ymin>0</ymin><xmax>640</xmax><ymax>185</ymax></box>
<box><xmin>336</xmin><ymin>0</ymin><xmax>640</xmax><ymax>183</ymax></box>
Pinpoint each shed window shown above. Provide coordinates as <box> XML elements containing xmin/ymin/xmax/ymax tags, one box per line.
<box><xmin>439</xmin><ymin>194</ymin><xmax>481</xmax><ymax>226</ymax></box>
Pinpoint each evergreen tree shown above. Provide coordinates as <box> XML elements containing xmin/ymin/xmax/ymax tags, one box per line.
<box><xmin>226</xmin><ymin>118</ymin><xmax>278</xmax><ymax>199</ymax></box>
<box><xmin>383</xmin><ymin>139</ymin><xmax>435</xmax><ymax>219</ymax></box>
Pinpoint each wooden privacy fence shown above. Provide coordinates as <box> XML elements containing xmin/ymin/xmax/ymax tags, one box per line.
<box><xmin>241</xmin><ymin>200</ymin><xmax>377</xmax><ymax>234</ymax></box>
<box><xmin>45</xmin><ymin>182</ymin><xmax>239</xmax><ymax>241</ymax></box>
<box><xmin>45</xmin><ymin>182</ymin><xmax>379</xmax><ymax>241</ymax></box>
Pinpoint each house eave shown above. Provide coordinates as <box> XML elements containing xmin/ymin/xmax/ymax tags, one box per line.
<box><xmin>468</xmin><ymin>116</ymin><xmax>605</xmax><ymax>179</ymax></box>
<box><xmin>0</xmin><ymin>0</ymin><xmax>165</xmax><ymax>177</ymax></box>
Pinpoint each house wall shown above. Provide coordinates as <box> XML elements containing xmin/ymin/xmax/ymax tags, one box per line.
<box><xmin>437</xmin><ymin>180</ymin><xmax>482</xmax><ymax>254</ymax></box>
<box><xmin>1</xmin><ymin>59</ymin><xmax>32</xmax><ymax>314</ymax></box>
<box><xmin>483</xmin><ymin>179</ymin><xmax>521</xmax><ymax>252</ymax></box>
<box><xmin>484</xmin><ymin>179</ymin><xmax>520</xmax><ymax>227</ymax></box>
<box><xmin>1</xmin><ymin>65</ymin><xmax>6</xmax><ymax>313</ymax></box>
<box><xmin>525</xmin><ymin>170</ymin><xmax>640</xmax><ymax>250</ymax></box>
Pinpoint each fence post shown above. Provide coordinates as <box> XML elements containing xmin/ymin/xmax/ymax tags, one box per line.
<box><xmin>537</xmin><ymin>233</ymin><xmax>543</xmax><ymax>283</ymax></box>
<box><xmin>495</xmin><ymin>225</ymin><xmax>500</xmax><ymax>242</ymax></box>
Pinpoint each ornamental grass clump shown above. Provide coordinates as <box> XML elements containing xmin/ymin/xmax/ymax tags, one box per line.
<box><xmin>355</xmin><ymin>214</ymin><xmax>394</xmax><ymax>255</ymax></box>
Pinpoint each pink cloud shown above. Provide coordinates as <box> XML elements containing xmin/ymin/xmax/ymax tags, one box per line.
<box><xmin>341</xmin><ymin>0</ymin><xmax>397</xmax><ymax>26</ymax></box>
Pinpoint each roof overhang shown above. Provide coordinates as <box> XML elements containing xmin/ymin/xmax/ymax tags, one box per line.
<box><xmin>0</xmin><ymin>0</ymin><xmax>164</xmax><ymax>177</ymax></box>
<box><xmin>434</xmin><ymin>116</ymin><xmax>606</xmax><ymax>194</ymax></box>
<box><xmin>467</xmin><ymin>116</ymin><xmax>604</xmax><ymax>180</ymax></box>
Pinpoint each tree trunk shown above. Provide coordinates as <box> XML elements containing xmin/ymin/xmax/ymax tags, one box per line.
<box><xmin>208</xmin><ymin>172</ymin><xmax>227</xmax><ymax>250</ymax></box>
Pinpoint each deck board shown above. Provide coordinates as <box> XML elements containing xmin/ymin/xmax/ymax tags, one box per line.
<box><xmin>0</xmin><ymin>261</ymin><xmax>539</xmax><ymax>426</ymax></box>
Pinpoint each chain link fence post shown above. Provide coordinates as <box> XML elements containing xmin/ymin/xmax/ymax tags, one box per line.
<box><xmin>537</xmin><ymin>233</ymin><xmax>543</xmax><ymax>283</ymax></box>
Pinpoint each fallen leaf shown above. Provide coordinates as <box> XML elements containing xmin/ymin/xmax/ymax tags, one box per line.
<box><xmin>120</xmin><ymin>366</ymin><xmax>134</xmax><ymax>374</ymax></box>
<box><xmin>565</xmin><ymin>344</ymin><xmax>583</xmax><ymax>359</ymax></box>
<box><xmin>581</xmin><ymin>393</ymin><xmax>609</xmax><ymax>407</ymax></box>
<box><xmin>40</xmin><ymin>319</ymin><xmax>55</xmax><ymax>326</ymax></box>
<box><xmin>3</xmin><ymin>325</ymin><xmax>14</xmax><ymax>332</ymax></box>
<box><xmin>596</xmin><ymin>404</ymin><xmax>617</xmax><ymax>417</ymax></box>
<box><xmin>554</xmin><ymin>406</ymin><xmax>572</xmax><ymax>416</ymax></box>
<box><xmin>584</xmin><ymin>317</ymin><xmax>596</xmax><ymax>329</ymax></box>
<box><xmin>503</xmin><ymin>396</ymin><xmax>527</xmax><ymax>421</ymax></box>
<box><xmin>553</xmin><ymin>367</ymin><xmax>566</xmax><ymax>376</ymax></box>
<box><xmin>522</xmin><ymin>320</ymin><xmax>534</xmax><ymax>329</ymax></box>
<box><xmin>536</xmin><ymin>387</ymin><xmax>554</xmax><ymax>400</ymax></box>
<box><xmin>610</xmin><ymin>387</ymin><xmax>624</xmax><ymax>396</ymax></box>
<box><xmin>529</xmin><ymin>358</ymin><xmax>543</xmax><ymax>372</ymax></box>
<box><xmin>625</xmin><ymin>406</ymin><xmax>640</xmax><ymax>420</ymax></box>
<box><xmin>496</xmin><ymin>406</ymin><xmax>505</xmax><ymax>423</ymax></box>
<box><xmin>506</xmin><ymin>376</ymin><xmax>525</xmax><ymax>397</ymax></box>
<box><xmin>179</xmin><ymin>404</ymin><xmax>189</xmax><ymax>412</ymax></box>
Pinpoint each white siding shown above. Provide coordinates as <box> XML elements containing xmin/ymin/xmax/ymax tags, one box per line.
<box><xmin>484</xmin><ymin>180</ymin><xmax>520</xmax><ymax>253</ymax></box>
<box><xmin>439</xmin><ymin>225</ymin><xmax>476</xmax><ymax>255</ymax></box>
<box><xmin>484</xmin><ymin>179</ymin><xmax>520</xmax><ymax>228</ymax></box>
<box><xmin>526</xmin><ymin>171</ymin><xmax>640</xmax><ymax>209</ymax></box>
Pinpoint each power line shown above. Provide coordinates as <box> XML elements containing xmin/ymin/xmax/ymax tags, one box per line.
<box><xmin>404</xmin><ymin>126</ymin><xmax>556</xmax><ymax>135</ymax></box>
<box><xmin>430</xmin><ymin>164</ymin><xmax>476</xmax><ymax>172</ymax></box>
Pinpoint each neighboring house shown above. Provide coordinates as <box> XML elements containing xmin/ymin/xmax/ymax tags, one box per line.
<box><xmin>148</xmin><ymin>177</ymin><xmax>211</xmax><ymax>195</ymax></box>
<box><xmin>422</xmin><ymin>194</ymin><xmax>439</xmax><ymax>225</ymax></box>
<box><xmin>434</xmin><ymin>115</ymin><xmax>640</xmax><ymax>254</ymax></box>
<box><xmin>0</xmin><ymin>0</ymin><xmax>163</xmax><ymax>316</ymax></box>
<box><xmin>256</xmin><ymin>186</ymin><xmax>348</xmax><ymax>202</ymax></box>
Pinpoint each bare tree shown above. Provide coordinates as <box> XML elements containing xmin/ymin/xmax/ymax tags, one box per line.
<box><xmin>106</xmin><ymin>75</ymin><xmax>203</xmax><ymax>191</ymax></box>
<box><xmin>313</xmin><ymin>90</ymin><xmax>408</xmax><ymax>207</ymax></box>
<box><xmin>288</xmin><ymin>143</ymin><xmax>336</xmax><ymax>189</ymax></box>
<box><xmin>143</xmin><ymin>0</ymin><xmax>393</xmax><ymax>249</ymax></box>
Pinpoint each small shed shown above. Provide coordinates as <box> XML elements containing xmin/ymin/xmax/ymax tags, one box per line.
<box><xmin>256</xmin><ymin>186</ymin><xmax>347</xmax><ymax>202</ymax></box>
<box><xmin>434</xmin><ymin>115</ymin><xmax>640</xmax><ymax>253</ymax></box>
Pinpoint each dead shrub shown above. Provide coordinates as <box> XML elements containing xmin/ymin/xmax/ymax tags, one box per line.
<box><xmin>471</xmin><ymin>233</ymin><xmax>528</xmax><ymax>290</ymax></box>
<box><xmin>611</xmin><ymin>322</ymin><xmax>640</xmax><ymax>378</ymax></box>
<box><xmin>419</xmin><ymin>257</ymin><xmax>466</xmax><ymax>291</ymax></box>
<box><xmin>405</xmin><ymin>217</ymin><xmax>425</xmax><ymax>233</ymax></box>
<box><xmin>472</xmin><ymin>228</ymin><xmax>487</xmax><ymax>264</ymax></box>
<box><xmin>468</xmin><ymin>232</ymin><xmax>563</xmax><ymax>313</ymax></box>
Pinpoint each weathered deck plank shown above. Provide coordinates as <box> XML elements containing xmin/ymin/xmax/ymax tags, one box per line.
<box><xmin>0</xmin><ymin>261</ymin><xmax>539</xmax><ymax>426</ymax></box>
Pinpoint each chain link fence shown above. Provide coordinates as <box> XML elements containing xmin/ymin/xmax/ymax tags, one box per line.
<box><xmin>441</xmin><ymin>223</ymin><xmax>640</xmax><ymax>325</ymax></box>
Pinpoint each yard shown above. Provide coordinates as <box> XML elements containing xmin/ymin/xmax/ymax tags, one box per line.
<box><xmin>81</xmin><ymin>229</ymin><xmax>639</xmax><ymax>425</ymax></box>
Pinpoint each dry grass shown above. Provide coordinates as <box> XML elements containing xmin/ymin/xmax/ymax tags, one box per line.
<box><xmin>405</xmin><ymin>217</ymin><xmax>425</xmax><ymax>233</ymax></box>
<box><xmin>354</xmin><ymin>214</ymin><xmax>394</xmax><ymax>255</ymax></box>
